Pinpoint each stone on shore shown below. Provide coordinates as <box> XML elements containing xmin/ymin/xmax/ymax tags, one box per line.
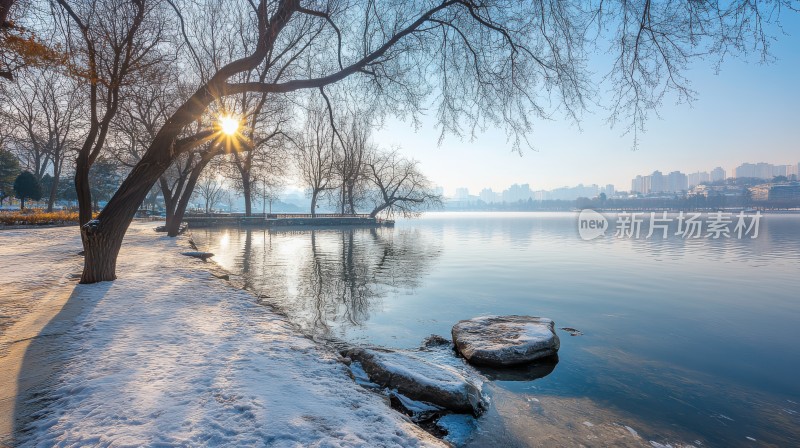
<box><xmin>347</xmin><ymin>348</ymin><xmax>483</xmax><ymax>415</ymax></box>
<box><xmin>451</xmin><ymin>315</ymin><xmax>560</xmax><ymax>366</ymax></box>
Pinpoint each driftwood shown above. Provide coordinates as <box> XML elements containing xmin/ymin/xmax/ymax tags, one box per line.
<box><xmin>180</xmin><ymin>251</ymin><xmax>214</xmax><ymax>262</ymax></box>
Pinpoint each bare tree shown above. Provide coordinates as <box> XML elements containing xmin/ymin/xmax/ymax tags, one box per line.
<box><xmin>51</xmin><ymin>0</ymin><xmax>790</xmax><ymax>283</ymax></box>
<box><xmin>295</xmin><ymin>104</ymin><xmax>335</xmax><ymax>216</ymax></box>
<box><xmin>332</xmin><ymin>117</ymin><xmax>369</xmax><ymax>215</ymax></box>
<box><xmin>52</xmin><ymin>0</ymin><xmax>169</xmax><ymax>226</ymax></box>
<box><xmin>194</xmin><ymin>169</ymin><xmax>226</xmax><ymax>214</ymax></box>
<box><xmin>225</xmin><ymin>99</ymin><xmax>289</xmax><ymax>216</ymax></box>
<box><xmin>0</xmin><ymin>0</ymin><xmax>64</xmax><ymax>81</ymax></box>
<box><xmin>364</xmin><ymin>149</ymin><xmax>441</xmax><ymax>218</ymax></box>
<box><xmin>1</xmin><ymin>68</ymin><xmax>83</xmax><ymax>211</ymax></box>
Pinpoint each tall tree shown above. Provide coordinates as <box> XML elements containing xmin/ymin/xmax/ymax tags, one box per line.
<box><xmin>332</xmin><ymin>118</ymin><xmax>369</xmax><ymax>215</ymax></box>
<box><xmin>295</xmin><ymin>104</ymin><xmax>335</xmax><ymax>216</ymax></box>
<box><xmin>52</xmin><ymin>0</ymin><xmax>168</xmax><ymax>226</ymax></box>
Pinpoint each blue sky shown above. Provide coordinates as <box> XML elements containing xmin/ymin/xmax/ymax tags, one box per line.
<box><xmin>372</xmin><ymin>13</ymin><xmax>800</xmax><ymax>195</ymax></box>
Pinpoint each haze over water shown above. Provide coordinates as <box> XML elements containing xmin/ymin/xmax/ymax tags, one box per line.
<box><xmin>198</xmin><ymin>212</ymin><xmax>800</xmax><ymax>446</ymax></box>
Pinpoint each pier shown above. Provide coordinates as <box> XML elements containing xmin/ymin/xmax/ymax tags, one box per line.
<box><xmin>179</xmin><ymin>213</ymin><xmax>394</xmax><ymax>228</ymax></box>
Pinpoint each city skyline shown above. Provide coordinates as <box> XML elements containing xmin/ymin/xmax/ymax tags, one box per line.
<box><xmin>442</xmin><ymin>159</ymin><xmax>799</xmax><ymax>201</ymax></box>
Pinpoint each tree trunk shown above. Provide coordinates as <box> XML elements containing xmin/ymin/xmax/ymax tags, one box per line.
<box><xmin>47</xmin><ymin>172</ymin><xmax>59</xmax><ymax>212</ymax></box>
<box><xmin>242</xmin><ymin>173</ymin><xmax>252</xmax><ymax>217</ymax></box>
<box><xmin>369</xmin><ymin>202</ymin><xmax>389</xmax><ymax>218</ymax></box>
<box><xmin>310</xmin><ymin>189</ymin><xmax>318</xmax><ymax>217</ymax></box>
<box><xmin>167</xmin><ymin>154</ymin><xmax>214</xmax><ymax>237</ymax></box>
<box><xmin>347</xmin><ymin>184</ymin><xmax>355</xmax><ymax>215</ymax></box>
<box><xmin>80</xmin><ymin>218</ymin><xmax>127</xmax><ymax>283</ymax></box>
<box><xmin>79</xmin><ymin>135</ymin><xmax>175</xmax><ymax>282</ymax></box>
<box><xmin>75</xmin><ymin>154</ymin><xmax>93</xmax><ymax>225</ymax></box>
<box><xmin>159</xmin><ymin>177</ymin><xmax>177</xmax><ymax>228</ymax></box>
<box><xmin>20</xmin><ymin>197</ymin><xmax>25</xmax><ymax>210</ymax></box>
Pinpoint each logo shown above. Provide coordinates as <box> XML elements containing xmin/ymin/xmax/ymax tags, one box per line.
<box><xmin>578</xmin><ymin>209</ymin><xmax>608</xmax><ymax>240</ymax></box>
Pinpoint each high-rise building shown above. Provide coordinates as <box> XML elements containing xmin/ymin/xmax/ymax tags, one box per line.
<box><xmin>735</xmin><ymin>163</ymin><xmax>755</xmax><ymax>178</ymax></box>
<box><xmin>502</xmin><ymin>183</ymin><xmax>533</xmax><ymax>202</ymax></box>
<box><xmin>735</xmin><ymin>162</ymin><xmax>791</xmax><ymax>180</ymax></box>
<box><xmin>479</xmin><ymin>188</ymin><xmax>500</xmax><ymax>203</ymax></box>
<box><xmin>710</xmin><ymin>167</ymin><xmax>726</xmax><ymax>182</ymax></box>
<box><xmin>649</xmin><ymin>171</ymin><xmax>665</xmax><ymax>193</ymax></box>
<box><xmin>666</xmin><ymin>171</ymin><xmax>688</xmax><ymax>193</ymax></box>
<box><xmin>688</xmin><ymin>171</ymin><xmax>710</xmax><ymax>188</ymax></box>
<box><xmin>454</xmin><ymin>187</ymin><xmax>470</xmax><ymax>200</ymax></box>
<box><xmin>773</xmin><ymin>165</ymin><xmax>789</xmax><ymax>177</ymax></box>
<box><xmin>631</xmin><ymin>175</ymin><xmax>651</xmax><ymax>194</ymax></box>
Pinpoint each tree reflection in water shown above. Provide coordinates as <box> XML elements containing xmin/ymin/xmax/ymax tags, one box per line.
<box><xmin>225</xmin><ymin>226</ymin><xmax>441</xmax><ymax>340</ymax></box>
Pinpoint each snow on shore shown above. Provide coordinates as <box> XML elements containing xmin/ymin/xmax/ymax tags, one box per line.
<box><xmin>5</xmin><ymin>223</ymin><xmax>443</xmax><ymax>447</ymax></box>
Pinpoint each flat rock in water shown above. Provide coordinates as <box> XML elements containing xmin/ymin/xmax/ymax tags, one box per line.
<box><xmin>451</xmin><ymin>315</ymin><xmax>560</xmax><ymax>366</ymax></box>
<box><xmin>347</xmin><ymin>348</ymin><xmax>483</xmax><ymax>415</ymax></box>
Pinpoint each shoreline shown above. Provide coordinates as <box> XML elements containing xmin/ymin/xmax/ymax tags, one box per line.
<box><xmin>0</xmin><ymin>224</ymin><xmax>443</xmax><ymax>447</ymax></box>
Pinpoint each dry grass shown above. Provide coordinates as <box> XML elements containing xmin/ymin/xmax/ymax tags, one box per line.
<box><xmin>0</xmin><ymin>210</ymin><xmax>88</xmax><ymax>226</ymax></box>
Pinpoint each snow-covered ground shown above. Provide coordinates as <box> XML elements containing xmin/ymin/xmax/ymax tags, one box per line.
<box><xmin>1</xmin><ymin>223</ymin><xmax>443</xmax><ymax>447</ymax></box>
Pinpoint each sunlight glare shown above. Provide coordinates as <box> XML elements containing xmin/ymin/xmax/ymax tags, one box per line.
<box><xmin>219</xmin><ymin>116</ymin><xmax>239</xmax><ymax>136</ymax></box>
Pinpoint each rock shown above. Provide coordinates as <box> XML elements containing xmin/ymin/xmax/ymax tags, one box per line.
<box><xmin>347</xmin><ymin>348</ymin><xmax>483</xmax><ymax>415</ymax></box>
<box><xmin>451</xmin><ymin>315</ymin><xmax>560</xmax><ymax>366</ymax></box>
<box><xmin>421</xmin><ymin>334</ymin><xmax>451</xmax><ymax>348</ymax></box>
<box><xmin>181</xmin><ymin>251</ymin><xmax>214</xmax><ymax>261</ymax></box>
<box><xmin>560</xmin><ymin>327</ymin><xmax>583</xmax><ymax>336</ymax></box>
<box><xmin>211</xmin><ymin>272</ymin><xmax>230</xmax><ymax>280</ymax></box>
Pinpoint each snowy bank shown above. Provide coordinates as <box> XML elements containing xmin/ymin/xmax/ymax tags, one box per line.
<box><xmin>4</xmin><ymin>223</ymin><xmax>444</xmax><ymax>447</ymax></box>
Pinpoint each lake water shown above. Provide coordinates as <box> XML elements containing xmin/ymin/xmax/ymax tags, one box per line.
<box><xmin>197</xmin><ymin>212</ymin><xmax>800</xmax><ymax>446</ymax></box>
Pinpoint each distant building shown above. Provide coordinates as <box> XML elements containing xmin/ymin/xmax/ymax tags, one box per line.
<box><xmin>479</xmin><ymin>188</ymin><xmax>500</xmax><ymax>203</ymax></box>
<box><xmin>773</xmin><ymin>165</ymin><xmax>790</xmax><ymax>178</ymax></box>
<box><xmin>631</xmin><ymin>175</ymin><xmax>645</xmax><ymax>194</ymax></box>
<box><xmin>548</xmin><ymin>184</ymin><xmax>599</xmax><ymax>200</ymax></box>
<box><xmin>502</xmin><ymin>183</ymin><xmax>533</xmax><ymax>202</ymax></box>
<box><xmin>688</xmin><ymin>171</ymin><xmax>710</xmax><ymax>188</ymax></box>
<box><xmin>666</xmin><ymin>171</ymin><xmax>688</xmax><ymax>193</ymax></box>
<box><xmin>735</xmin><ymin>162</ymin><xmax>782</xmax><ymax>180</ymax></box>
<box><xmin>649</xmin><ymin>171</ymin><xmax>665</xmax><ymax>193</ymax></box>
<box><xmin>710</xmin><ymin>167</ymin><xmax>726</xmax><ymax>182</ymax></box>
<box><xmin>631</xmin><ymin>170</ymin><xmax>685</xmax><ymax>194</ymax></box>
<box><xmin>454</xmin><ymin>187</ymin><xmax>470</xmax><ymax>200</ymax></box>
<box><xmin>768</xmin><ymin>182</ymin><xmax>800</xmax><ymax>201</ymax></box>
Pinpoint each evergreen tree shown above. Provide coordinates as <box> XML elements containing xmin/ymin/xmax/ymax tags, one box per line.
<box><xmin>13</xmin><ymin>171</ymin><xmax>42</xmax><ymax>209</ymax></box>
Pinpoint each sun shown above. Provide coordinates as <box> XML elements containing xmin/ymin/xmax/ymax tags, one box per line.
<box><xmin>219</xmin><ymin>116</ymin><xmax>239</xmax><ymax>136</ymax></box>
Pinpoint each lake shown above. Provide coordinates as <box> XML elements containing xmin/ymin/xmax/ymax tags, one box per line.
<box><xmin>196</xmin><ymin>212</ymin><xmax>800</xmax><ymax>446</ymax></box>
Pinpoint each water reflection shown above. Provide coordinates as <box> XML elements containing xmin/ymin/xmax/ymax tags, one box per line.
<box><xmin>474</xmin><ymin>355</ymin><xmax>559</xmax><ymax>382</ymax></box>
<box><xmin>204</xmin><ymin>226</ymin><xmax>441</xmax><ymax>340</ymax></box>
